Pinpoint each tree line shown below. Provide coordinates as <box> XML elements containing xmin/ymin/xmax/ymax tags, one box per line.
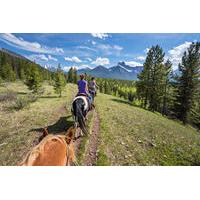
<box><xmin>0</xmin><ymin>50</ymin><xmax>68</xmax><ymax>97</ymax></box>
<box><xmin>136</xmin><ymin>42</ymin><xmax>200</xmax><ymax>129</ymax></box>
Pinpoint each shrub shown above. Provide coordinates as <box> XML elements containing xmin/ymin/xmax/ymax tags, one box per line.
<box><xmin>27</xmin><ymin>94</ymin><xmax>38</xmax><ymax>103</ymax></box>
<box><xmin>128</xmin><ymin>91</ymin><xmax>136</xmax><ymax>102</ymax></box>
<box><xmin>36</xmin><ymin>87</ymin><xmax>45</xmax><ymax>96</ymax></box>
<box><xmin>0</xmin><ymin>91</ymin><xmax>17</xmax><ymax>102</ymax></box>
<box><xmin>13</xmin><ymin>93</ymin><xmax>38</xmax><ymax>110</ymax></box>
<box><xmin>14</xmin><ymin>96</ymin><xmax>29</xmax><ymax>110</ymax></box>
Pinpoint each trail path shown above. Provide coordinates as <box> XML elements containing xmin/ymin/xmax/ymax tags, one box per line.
<box><xmin>73</xmin><ymin>109</ymin><xmax>100</xmax><ymax>166</ymax></box>
<box><xmin>83</xmin><ymin>109</ymin><xmax>100</xmax><ymax>166</ymax></box>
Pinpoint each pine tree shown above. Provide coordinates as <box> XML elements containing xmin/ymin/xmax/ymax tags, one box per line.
<box><xmin>1</xmin><ymin>63</ymin><xmax>16</xmax><ymax>81</ymax></box>
<box><xmin>20</xmin><ymin>67</ymin><xmax>25</xmax><ymax>80</ymax></box>
<box><xmin>136</xmin><ymin>49</ymin><xmax>153</xmax><ymax>108</ymax></box>
<box><xmin>162</xmin><ymin>59</ymin><xmax>172</xmax><ymax>115</ymax></box>
<box><xmin>67</xmin><ymin>67</ymin><xmax>74</xmax><ymax>83</ymax></box>
<box><xmin>73</xmin><ymin>67</ymin><xmax>78</xmax><ymax>84</ymax></box>
<box><xmin>136</xmin><ymin>45</ymin><xmax>166</xmax><ymax>112</ymax></box>
<box><xmin>54</xmin><ymin>65</ymin><xmax>66</xmax><ymax>97</ymax></box>
<box><xmin>25</xmin><ymin>64</ymin><xmax>42</xmax><ymax>93</ymax></box>
<box><xmin>174</xmin><ymin>42</ymin><xmax>200</xmax><ymax>124</ymax></box>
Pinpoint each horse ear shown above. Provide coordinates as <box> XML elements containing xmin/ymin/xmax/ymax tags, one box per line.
<box><xmin>65</xmin><ymin>127</ymin><xmax>75</xmax><ymax>144</ymax></box>
<box><xmin>42</xmin><ymin>128</ymin><xmax>49</xmax><ymax>137</ymax></box>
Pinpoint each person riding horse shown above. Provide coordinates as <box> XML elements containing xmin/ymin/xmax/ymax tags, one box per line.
<box><xmin>88</xmin><ymin>77</ymin><xmax>98</xmax><ymax>100</ymax></box>
<box><xmin>71</xmin><ymin>74</ymin><xmax>94</xmax><ymax>135</ymax></box>
<box><xmin>77</xmin><ymin>74</ymin><xmax>93</xmax><ymax>108</ymax></box>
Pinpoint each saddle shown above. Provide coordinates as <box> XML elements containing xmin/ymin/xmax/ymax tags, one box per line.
<box><xmin>76</xmin><ymin>93</ymin><xmax>91</xmax><ymax>111</ymax></box>
<box><xmin>76</xmin><ymin>93</ymin><xmax>87</xmax><ymax>97</ymax></box>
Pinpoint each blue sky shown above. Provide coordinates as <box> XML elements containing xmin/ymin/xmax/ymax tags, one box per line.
<box><xmin>0</xmin><ymin>33</ymin><xmax>200</xmax><ymax>71</ymax></box>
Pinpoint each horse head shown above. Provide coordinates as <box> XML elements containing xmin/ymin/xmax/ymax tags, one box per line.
<box><xmin>19</xmin><ymin>127</ymin><xmax>76</xmax><ymax>166</ymax></box>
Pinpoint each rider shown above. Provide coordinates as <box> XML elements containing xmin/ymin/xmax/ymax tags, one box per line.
<box><xmin>88</xmin><ymin>77</ymin><xmax>98</xmax><ymax>100</ymax></box>
<box><xmin>77</xmin><ymin>74</ymin><xmax>93</xmax><ymax>109</ymax></box>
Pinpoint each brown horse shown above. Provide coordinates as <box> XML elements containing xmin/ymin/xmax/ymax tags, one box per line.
<box><xmin>20</xmin><ymin>127</ymin><xmax>76</xmax><ymax>166</ymax></box>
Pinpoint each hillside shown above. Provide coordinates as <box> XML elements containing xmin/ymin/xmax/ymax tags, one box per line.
<box><xmin>0</xmin><ymin>82</ymin><xmax>78</xmax><ymax>165</ymax></box>
<box><xmin>0</xmin><ymin>82</ymin><xmax>200</xmax><ymax>166</ymax></box>
<box><xmin>95</xmin><ymin>93</ymin><xmax>200</xmax><ymax>166</ymax></box>
<box><xmin>0</xmin><ymin>48</ymin><xmax>53</xmax><ymax>80</ymax></box>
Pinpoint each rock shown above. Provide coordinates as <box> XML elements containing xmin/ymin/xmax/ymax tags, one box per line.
<box><xmin>124</xmin><ymin>155</ymin><xmax>128</xmax><ymax>159</ymax></box>
<box><xmin>149</xmin><ymin>142</ymin><xmax>157</xmax><ymax>147</ymax></box>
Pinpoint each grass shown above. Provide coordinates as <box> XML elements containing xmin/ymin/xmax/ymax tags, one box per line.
<box><xmin>95</xmin><ymin>93</ymin><xmax>200</xmax><ymax>166</ymax></box>
<box><xmin>1</xmin><ymin>81</ymin><xmax>200</xmax><ymax>166</ymax></box>
<box><xmin>0</xmin><ymin>81</ymin><xmax>78</xmax><ymax>165</ymax></box>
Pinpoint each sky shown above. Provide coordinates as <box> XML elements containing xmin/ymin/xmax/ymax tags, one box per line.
<box><xmin>0</xmin><ymin>33</ymin><xmax>200</xmax><ymax>71</ymax></box>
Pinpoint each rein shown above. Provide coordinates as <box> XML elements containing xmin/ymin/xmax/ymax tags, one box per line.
<box><xmin>66</xmin><ymin>143</ymin><xmax>70</xmax><ymax>166</ymax></box>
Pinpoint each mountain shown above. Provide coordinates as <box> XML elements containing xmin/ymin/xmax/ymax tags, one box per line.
<box><xmin>77</xmin><ymin>67</ymin><xmax>92</xmax><ymax>75</ymax></box>
<box><xmin>77</xmin><ymin>62</ymin><xmax>143</xmax><ymax>80</ymax></box>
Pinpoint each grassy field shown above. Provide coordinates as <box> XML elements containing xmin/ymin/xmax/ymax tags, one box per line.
<box><xmin>95</xmin><ymin>93</ymin><xmax>200</xmax><ymax>166</ymax></box>
<box><xmin>1</xmin><ymin>81</ymin><xmax>200</xmax><ymax>166</ymax></box>
<box><xmin>0</xmin><ymin>81</ymin><xmax>77</xmax><ymax>165</ymax></box>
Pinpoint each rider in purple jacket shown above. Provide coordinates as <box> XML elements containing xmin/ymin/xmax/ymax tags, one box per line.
<box><xmin>77</xmin><ymin>74</ymin><xmax>93</xmax><ymax>107</ymax></box>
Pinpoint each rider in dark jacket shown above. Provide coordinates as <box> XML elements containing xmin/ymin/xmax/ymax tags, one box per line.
<box><xmin>88</xmin><ymin>77</ymin><xmax>98</xmax><ymax>100</ymax></box>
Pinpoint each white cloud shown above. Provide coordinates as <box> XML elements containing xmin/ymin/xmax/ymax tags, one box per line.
<box><xmin>96</xmin><ymin>44</ymin><xmax>123</xmax><ymax>55</ymax></box>
<box><xmin>44</xmin><ymin>64</ymin><xmax>53</xmax><ymax>69</ymax></box>
<box><xmin>136</xmin><ymin>56</ymin><xmax>146</xmax><ymax>61</ymax></box>
<box><xmin>92</xmin><ymin>57</ymin><xmax>110</xmax><ymax>65</ymax></box>
<box><xmin>144</xmin><ymin>48</ymin><xmax>150</xmax><ymax>54</ymax></box>
<box><xmin>113</xmin><ymin>45</ymin><xmax>123</xmax><ymax>51</ymax></box>
<box><xmin>63</xmin><ymin>66</ymin><xmax>75</xmax><ymax>72</ymax></box>
<box><xmin>168</xmin><ymin>41</ymin><xmax>192</xmax><ymax>69</ymax></box>
<box><xmin>86</xmin><ymin>58</ymin><xmax>92</xmax><ymax>62</ymax></box>
<box><xmin>64</xmin><ymin>56</ymin><xmax>82</xmax><ymax>63</ymax></box>
<box><xmin>48</xmin><ymin>55</ymin><xmax>58</xmax><ymax>61</ymax></box>
<box><xmin>91</xmin><ymin>40</ymin><xmax>96</xmax><ymax>45</ymax></box>
<box><xmin>27</xmin><ymin>54</ymin><xmax>58</xmax><ymax>62</ymax></box>
<box><xmin>125</xmin><ymin>61</ymin><xmax>143</xmax><ymax>67</ymax></box>
<box><xmin>28</xmin><ymin>54</ymin><xmax>49</xmax><ymax>61</ymax></box>
<box><xmin>77</xmin><ymin>46</ymin><xmax>96</xmax><ymax>52</ymax></box>
<box><xmin>91</xmin><ymin>33</ymin><xmax>109</xmax><ymax>39</ymax></box>
<box><xmin>0</xmin><ymin>33</ymin><xmax>64</xmax><ymax>55</ymax></box>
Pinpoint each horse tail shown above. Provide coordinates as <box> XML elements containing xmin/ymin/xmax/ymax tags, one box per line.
<box><xmin>73</xmin><ymin>99</ymin><xmax>88</xmax><ymax>134</ymax></box>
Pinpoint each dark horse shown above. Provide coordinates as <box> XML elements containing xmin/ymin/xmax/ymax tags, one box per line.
<box><xmin>71</xmin><ymin>95</ymin><xmax>90</xmax><ymax>137</ymax></box>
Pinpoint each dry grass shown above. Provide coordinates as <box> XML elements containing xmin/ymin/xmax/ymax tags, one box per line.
<box><xmin>0</xmin><ymin>81</ymin><xmax>77</xmax><ymax>165</ymax></box>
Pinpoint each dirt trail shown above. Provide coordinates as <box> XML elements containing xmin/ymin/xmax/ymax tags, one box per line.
<box><xmin>83</xmin><ymin>109</ymin><xmax>100</xmax><ymax>166</ymax></box>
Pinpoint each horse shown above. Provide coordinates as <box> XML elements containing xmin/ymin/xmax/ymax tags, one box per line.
<box><xmin>19</xmin><ymin>127</ymin><xmax>76</xmax><ymax>166</ymax></box>
<box><xmin>71</xmin><ymin>94</ymin><xmax>92</xmax><ymax>137</ymax></box>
